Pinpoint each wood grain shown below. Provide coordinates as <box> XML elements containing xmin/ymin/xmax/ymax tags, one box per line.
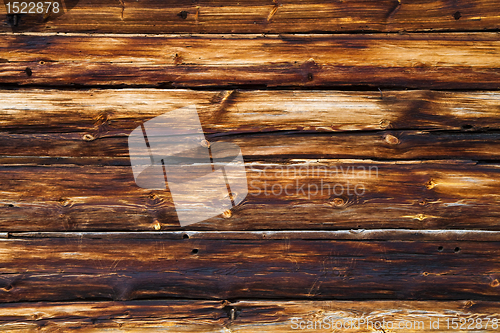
<box><xmin>2</xmin><ymin>33</ymin><xmax>500</xmax><ymax>88</ymax></box>
<box><xmin>1</xmin><ymin>0</ymin><xmax>498</xmax><ymax>324</ymax></box>
<box><xmin>2</xmin><ymin>161</ymin><xmax>500</xmax><ymax>231</ymax></box>
<box><xmin>1</xmin><ymin>89</ymin><xmax>500</xmax><ymax>230</ymax></box>
<box><xmin>2</xmin><ymin>0</ymin><xmax>500</xmax><ymax>34</ymax></box>
<box><xmin>2</xmin><ymin>89</ymin><xmax>500</xmax><ymax>134</ymax></box>
<box><xmin>3</xmin><ymin>130</ymin><xmax>500</xmax><ymax>161</ymax></box>
<box><xmin>0</xmin><ymin>237</ymin><xmax>498</xmax><ymax>302</ymax></box>
<box><xmin>0</xmin><ymin>300</ymin><xmax>499</xmax><ymax>332</ymax></box>
<box><xmin>2</xmin><ymin>89</ymin><xmax>500</xmax><ymax>162</ymax></box>
<box><xmin>11</xmin><ymin>230</ymin><xmax>500</xmax><ymax>241</ymax></box>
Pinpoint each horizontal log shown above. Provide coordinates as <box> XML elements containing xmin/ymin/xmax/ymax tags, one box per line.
<box><xmin>2</xmin><ymin>89</ymin><xmax>500</xmax><ymax>134</ymax></box>
<box><xmin>10</xmin><ymin>230</ymin><xmax>500</xmax><ymax>242</ymax></box>
<box><xmin>3</xmin><ymin>130</ymin><xmax>500</xmax><ymax>161</ymax></box>
<box><xmin>2</xmin><ymin>0</ymin><xmax>499</xmax><ymax>34</ymax></box>
<box><xmin>0</xmin><ymin>238</ymin><xmax>498</xmax><ymax>302</ymax></box>
<box><xmin>1</xmin><ymin>33</ymin><xmax>500</xmax><ymax>88</ymax></box>
<box><xmin>1</xmin><ymin>161</ymin><xmax>500</xmax><ymax>231</ymax></box>
<box><xmin>0</xmin><ymin>300</ymin><xmax>500</xmax><ymax>332</ymax></box>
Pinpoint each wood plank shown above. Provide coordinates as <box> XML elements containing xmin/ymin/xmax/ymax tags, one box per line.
<box><xmin>2</xmin><ymin>0</ymin><xmax>500</xmax><ymax>34</ymax></box>
<box><xmin>2</xmin><ymin>161</ymin><xmax>500</xmax><ymax>231</ymax></box>
<box><xmin>2</xmin><ymin>90</ymin><xmax>500</xmax><ymax>230</ymax></box>
<box><xmin>0</xmin><ymin>237</ymin><xmax>498</xmax><ymax>301</ymax></box>
<box><xmin>0</xmin><ymin>300</ymin><xmax>499</xmax><ymax>332</ymax></box>
<box><xmin>3</xmin><ymin>130</ymin><xmax>500</xmax><ymax>161</ymax></box>
<box><xmin>1</xmin><ymin>33</ymin><xmax>500</xmax><ymax>88</ymax></box>
<box><xmin>11</xmin><ymin>230</ymin><xmax>500</xmax><ymax>241</ymax></box>
<box><xmin>2</xmin><ymin>89</ymin><xmax>500</xmax><ymax>134</ymax></box>
<box><xmin>2</xmin><ymin>89</ymin><xmax>500</xmax><ymax>161</ymax></box>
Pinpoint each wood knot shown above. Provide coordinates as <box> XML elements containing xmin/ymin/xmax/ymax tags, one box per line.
<box><xmin>425</xmin><ymin>179</ymin><xmax>436</xmax><ymax>190</ymax></box>
<box><xmin>464</xmin><ymin>300</ymin><xmax>475</xmax><ymax>308</ymax></box>
<box><xmin>200</xmin><ymin>139</ymin><xmax>210</xmax><ymax>148</ymax></box>
<box><xmin>148</xmin><ymin>193</ymin><xmax>163</xmax><ymax>205</ymax></box>
<box><xmin>0</xmin><ymin>284</ymin><xmax>13</xmax><ymax>292</ymax></box>
<box><xmin>173</xmin><ymin>53</ymin><xmax>183</xmax><ymax>65</ymax></box>
<box><xmin>153</xmin><ymin>221</ymin><xmax>161</xmax><ymax>230</ymax></box>
<box><xmin>82</xmin><ymin>134</ymin><xmax>95</xmax><ymax>141</ymax></box>
<box><xmin>59</xmin><ymin>198</ymin><xmax>71</xmax><ymax>207</ymax></box>
<box><xmin>384</xmin><ymin>134</ymin><xmax>399</xmax><ymax>145</ymax></box>
<box><xmin>178</xmin><ymin>11</ymin><xmax>188</xmax><ymax>19</ymax></box>
<box><xmin>491</xmin><ymin>279</ymin><xmax>499</xmax><ymax>288</ymax></box>
<box><xmin>32</xmin><ymin>312</ymin><xmax>44</xmax><ymax>320</ymax></box>
<box><xmin>330</xmin><ymin>197</ymin><xmax>345</xmax><ymax>208</ymax></box>
<box><xmin>379</xmin><ymin>119</ymin><xmax>391</xmax><ymax>129</ymax></box>
<box><xmin>416</xmin><ymin>214</ymin><xmax>426</xmax><ymax>221</ymax></box>
<box><xmin>95</xmin><ymin>112</ymin><xmax>111</xmax><ymax>126</ymax></box>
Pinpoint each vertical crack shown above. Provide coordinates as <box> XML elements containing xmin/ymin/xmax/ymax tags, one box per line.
<box><xmin>119</xmin><ymin>0</ymin><xmax>125</xmax><ymax>20</ymax></box>
<box><xmin>267</xmin><ymin>0</ymin><xmax>280</xmax><ymax>22</ymax></box>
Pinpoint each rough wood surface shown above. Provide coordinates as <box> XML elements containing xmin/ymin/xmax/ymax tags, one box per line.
<box><xmin>1</xmin><ymin>3</ymin><xmax>499</xmax><ymax>325</ymax></box>
<box><xmin>4</xmin><ymin>130</ymin><xmax>500</xmax><ymax>161</ymax></box>
<box><xmin>2</xmin><ymin>89</ymin><xmax>500</xmax><ymax>134</ymax></box>
<box><xmin>2</xmin><ymin>161</ymin><xmax>500</xmax><ymax>231</ymax></box>
<box><xmin>11</xmin><ymin>230</ymin><xmax>500</xmax><ymax>241</ymax></box>
<box><xmin>0</xmin><ymin>237</ymin><xmax>498</xmax><ymax>302</ymax></box>
<box><xmin>1</xmin><ymin>89</ymin><xmax>500</xmax><ymax>231</ymax></box>
<box><xmin>2</xmin><ymin>89</ymin><xmax>500</xmax><ymax>162</ymax></box>
<box><xmin>2</xmin><ymin>0</ymin><xmax>500</xmax><ymax>34</ymax></box>
<box><xmin>2</xmin><ymin>33</ymin><xmax>500</xmax><ymax>88</ymax></box>
<box><xmin>0</xmin><ymin>300</ymin><xmax>499</xmax><ymax>332</ymax></box>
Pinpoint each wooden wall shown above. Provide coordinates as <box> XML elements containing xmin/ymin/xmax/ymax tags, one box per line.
<box><xmin>1</xmin><ymin>0</ymin><xmax>500</xmax><ymax>331</ymax></box>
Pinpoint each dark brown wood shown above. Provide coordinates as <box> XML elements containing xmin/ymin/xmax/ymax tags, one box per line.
<box><xmin>4</xmin><ymin>130</ymin><xmax>500</xmax><ymax>161</ymax></box>
<box><xmin>11</xmin><ymin>230</ymin><xmax>500</xmax><ymax>242</ymax></box>
<box><xmin>2</xmin><ymin>161</ymin><xmax>500</xmax><ymax>231</ymax></box>
<box><xmin>2</xmin><ymin>0</ymin><xmax>500</xmax><ymax>33</ymax></box>
<box><xmin>1</xmin><ymin>33</ymin><xmax>500</xmax><ymax>88</ymax></box>
<box><xmin>0</xmin><ymin>237</ymin><xmax>498</xmax><ymax>302</ymax></box>
<box><xmin>0</xmin><ymin>300</ymin><xmax>499</xmax><ymax>332</ymax></box>
<box><xmin>1</xmin><ymin>3</ymin><xmax>499</xmax><ymax>324</ymax></box>
<box><xmin>2</xmin><ymin>89</ymin><xmax>500</xmax><ymax>231</ymax></box>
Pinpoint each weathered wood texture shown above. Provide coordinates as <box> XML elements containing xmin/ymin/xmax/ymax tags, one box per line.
<box><xmin>5</xmin><ymin>131</ymin><xmax>500</xmax><ymax>161</ymax></box>
<box><xmin>1</xmin><ymin>89</ymin><xmax>500</xmax><ymax>134</ymax></box>
<box><xmin>2</xmin><ymin>0</ymin><xmax>500</xmax><ymax>33</ymax></box>
<box><xmin>1</xmin><ymin>89</ymin><xmax>500</xmax><ymax>231</ymax></box>
<box><xmin>1</xmin><ymin>1</ymin><xmax>499</xmax><ymax>325</ymax></box>
<box><xmin>1</xmin><ymin>89</ymin><xmax>500</xmax><ymax>162</ymax></box>
<box><xmin>2</xmin><ymin>161</ymin><xmax>500</xmax><ymax>231</ymax></box>
<box><xmin>11</xmin><ymin>230</ymin><xmax>500</xmax><ymax>242</ymax></box>
<box><xmin>0</xmin><ymin>237</ymin><xmax>498</xmax><ymax>302</ymax></box>
<box><xmin>1</xmin><ymin>33</ymin><xmax>500</xmax><ymax>88</ymax></box>
<box><xmin>0</xmin><ymin>300</ymin><xmax>499</xmax><ymax>332</ymax></box>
